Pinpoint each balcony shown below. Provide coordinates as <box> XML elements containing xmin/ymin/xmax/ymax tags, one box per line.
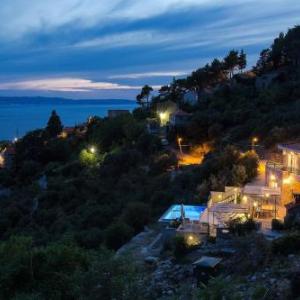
<box><xmin>266</xmin><ymin>161</ymin><xmax>300</xmax><ymax>176</ymax></box>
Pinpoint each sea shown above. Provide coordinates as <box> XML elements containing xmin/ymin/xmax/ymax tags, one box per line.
<box><xmin>0</xmin><ymin>97</ymin><xmax>137</xmax><ymax>141</ymax></box>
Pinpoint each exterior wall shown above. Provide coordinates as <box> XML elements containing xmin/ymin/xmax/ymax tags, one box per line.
<box><xmin>266</xmin><ymin>162</ymin><xmax>300</xmax><ymax>206</ymax></box>
<box><xmin>170</xmin><ymin>115</ymin><xmax>190</xmax><ymax>127</ymax></box>
<box><xmin>155</xmin><ymin>101</ymin><xmax>178</xmax><ymax>124</ymax></box>
<box><xmin>282</xmin><ymin>150</ymin><xmax>300</xmax><ymax>172</ymax></box>
<box><xmin>281</xmin><ymin>173</ymin><xmax>300</xmax><ymax>206</ymax></box>
<box><xmin>265</xmin><ymin>166</ymin><xmax>283</xmax><ymax>189</ymax></box>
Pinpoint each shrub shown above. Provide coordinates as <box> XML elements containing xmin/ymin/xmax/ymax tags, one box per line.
<box><xmin>122</xmin><ymin>202</ymin><xmax>150</xmax><ymax>233</ymax></box>
<box><xmin>207</xmin><ymin>236</ymin><xmax>216</xmax><ymax>244</ymax></box>
<box><xmin>272</xmin><ymin>233</ymin><xmax>300</xmax><ymax>255</ymax></box>
<box><xmin>228</xmin><ymin>218</ymin><xmax>257</xmax><ymax>236</ymax></box>
<box><xmin>284</xmin><ymin>214</ymin><xmax>300</xmax><ymax>230</ymax></box>
<box><xmin>173</xmin><ymin>235</ymin><xmax>188</xmax><ymax>259</ymax></box>
<box><xmin>195</xmin><ymin>276</ymin><xmax>239</xmax><ymax>300</ymax></box>
<box><xmin>272</xmin><ymin>218</ymin><xmax>285</xmax><ymax>230</ymax></box>
<box><xmin>75</xmin><ymin>228</ymin><xmax>103</xmax><ymax>249</ymax></box>
<box><xmin>105</xmin><ymin>222</ymin><xmax>134</xmax><ymax>250</ymax></box>
<box><xmin>291</xmin><ymin>272</ymin><xmax>300</xmax><ymax>298</ymax></box>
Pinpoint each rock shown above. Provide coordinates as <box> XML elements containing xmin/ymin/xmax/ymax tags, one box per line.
<box><xmin>145</xmin><ymin>256</ymin><xmax>159</xmax><ymax>265</ymax></box>
<box><xmin>250</xmin><ymin>275</ymin><xmax>257</xmax><ymax>281</ymax></box>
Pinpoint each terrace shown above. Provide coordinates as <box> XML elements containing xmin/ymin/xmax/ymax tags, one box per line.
<box><xmin>267</xmin><ymin>160</ymin><xmax>300</xmax><ymax>176</ymax></box>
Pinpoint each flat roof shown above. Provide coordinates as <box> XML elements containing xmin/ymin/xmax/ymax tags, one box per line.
<box><xmin>159</xmin><ymin>204</ymin><xmax>206</xmax><ymax>222</ymax></box>
<box><xmin>278</xmin><ymin>143</ymin><xmax>300</xmax><ymax>154</ymax></box>
<box><xmin>193</xmin><ymin>256</ymin><xmax>222</xmax><ymax>268</ymax></box>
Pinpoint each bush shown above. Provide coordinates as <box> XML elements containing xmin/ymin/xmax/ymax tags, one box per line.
<box><xmin>272</xmin><ymin>233</ymin><xmax>300</xmax><ymax>255</ymax></box>
<box><xmin>75</xmin><ymin>228</ymin><xmax>103</xmax><ymax>249</ymax></box>
<box><xmin>173</xmin><ymin>235</ymin><xmax>188</xmax><ymax>259</ymax></box>
<box><xmin>105</xmin><ymin>222</ymin><xmax>134</xmax><ymax>250</ymax></box>
<box><xmin>272</xmin><ymin>218</ymin><xmax>285</xmax><ymax>230</ymax></box>
<box><xmin>291</xmin><ymin>272</ymin><xmax>300</xmax><ymax>298</ymax></box>
<box><xmin>284</xmin><ymin>214</ymin><xmax>300</xmax><ymax>230</ymax></box>
<box><xmin>122</xmin><ymin>202</ymin><xmax>150</xmax><ymax>233</ymax></box>
<box><xmin>228</xmin><ymin>218</ymin><xmax>257</xmax><ymax>236</ymax></box>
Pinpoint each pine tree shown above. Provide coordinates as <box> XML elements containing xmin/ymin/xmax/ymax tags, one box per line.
<box><xmin>224</xmin><ymin>50</ymin><xmax>239</xmax><ymax>78</ymax></box>
<box><xmin>141</xmin><ymin>85</ymin><xmax>153</xmax><ymax>108</ymax></box>
<box><xmin>46</xmin><ymin>110</ymin><xmax>63</xmax><ymax>137</ymax></box>
<box><xmin>238</xmin><ymin>50</ymin><xmax>247</xmax><ymax>72</ymax></box>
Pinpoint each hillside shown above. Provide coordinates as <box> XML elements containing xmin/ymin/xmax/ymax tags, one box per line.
<box><xmin>0</xmin><ymin>26</ymin><xmax>299</xmax><ymax>299</ymax></box>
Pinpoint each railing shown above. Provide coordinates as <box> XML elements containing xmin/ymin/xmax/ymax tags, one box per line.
<box><xmin>209</xmin><ymin>187</ymin><xmax>241</xmax><ymax>205</ymax></box>
<box><xmin>267</xmin><ymin>161</ymin><xmax>300</xmax><ymax>176</ymax></box>
<box><xmin>266</xmin><ymin>161</ymin><xmax>284</xmax><ymax>171</ymax></box>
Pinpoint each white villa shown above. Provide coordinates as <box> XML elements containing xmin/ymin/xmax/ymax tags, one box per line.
<box><xmin>170</xmin><ymin>143</ymin><xmax>300</xmax><ymax>240</ymax></box>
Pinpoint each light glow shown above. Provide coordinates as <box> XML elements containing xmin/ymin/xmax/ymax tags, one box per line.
<box><xmin>89</xmin><ymin>146</ymin><xmax>96</xmax><ymax>154</ymax></box>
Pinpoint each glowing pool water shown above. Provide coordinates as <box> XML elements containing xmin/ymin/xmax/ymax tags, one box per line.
<box><xmin>159</xmin><ymin>204</ymin><xmax>206</xmax><ymax>222</ymax></box>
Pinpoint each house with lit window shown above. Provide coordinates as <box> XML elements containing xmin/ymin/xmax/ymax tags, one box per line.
<box><xmin>169</xmin><ymin>110</ymin><xmax>192</xmax><ymax>127</ymax></box>
<box><xmin>155</xmin><ymin>100</ymin><xmax>178</xmax><ymax>126</ymax></box>
<box><xmin>158</xmin><ymin>144</ymin><xmax>300</xmax><ymax>239</ymax></box>
<box><xmin>266</xmin><ymin>143</ymin><xmax>300</xmax><ymax>206</ymax></box>
<box><xmin>0</xmin><ymin>145</ymin><xmax>15</xmax><ymax>169</ymax></box>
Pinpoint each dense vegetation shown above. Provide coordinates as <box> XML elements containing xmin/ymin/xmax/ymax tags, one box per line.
<box><xmin>0</xmin><ymin>26</ymin><xmax>299</xmax><ymax>299</ymax></box>
<box><xmin>149</xmin><ymin>26</ymin><xmax>300</xmax><ymax>149</ymax></box>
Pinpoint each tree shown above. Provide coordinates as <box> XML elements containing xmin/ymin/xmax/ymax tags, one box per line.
<box><xmin>285</xmin><ymin>26</ymin><xmax>300</xmax><ymax>66</ymax></box>
<box><xmin>136</xmin><ymin>94</ymin><xmax>143</xmax><ymax>107</ymax></box>
<box><xmin>141</xmin><ymin>85</ymin><xmax>153</xmax><ymax>108</ymax></box>
<box><xmin>256</xmin><ymin>48</ymin><xmax>272</xmax><ymax>71</ymax></box>
<box><xmin>122</xmin><ymin>202</ymin><xmax>150</xmax><ymax>233</ymax></box>
<box><xmin>238</xmin><ymin>50</ymin><xmax>247</xmax><ymax>72</ymax></box>
<box><xmin>105</xmin><ymin>222</ymin><xmax>134</xmax><ymax>250</ymax></box>
<box><xmin>46</xmin><ymin>110</ymin><xmax>63</xmax><ymax>137</ymax></box>
<box><xmin>224</xmin><ymin>50</ymin><xmax>239</xmax><ymax>78</ymax></box>
<box><xmin>210</xmin><ymin>58</ymin><xmax>225</xmax><ymax>81</ymax></box>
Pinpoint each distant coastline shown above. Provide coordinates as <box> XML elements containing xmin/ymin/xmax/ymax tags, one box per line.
<box><xmin>0</xmin><ymin>96</ymin><xmax>137</xmax><ymax>141</ymax></box>
<box><xmin>0</xmin><ymin>96</ymin><xmax>135</xmax><ymax>105</ymax></box>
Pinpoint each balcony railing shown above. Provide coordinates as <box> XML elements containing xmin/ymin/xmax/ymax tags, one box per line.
<box><xmin>267</xmin><ymin>161</ymin><xmax>300</xmax><ymax>176</ymax></box>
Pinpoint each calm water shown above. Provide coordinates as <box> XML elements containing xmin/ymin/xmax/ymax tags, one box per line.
<box><xmin>0</xmin><ymin>97</ymin><xmax>137</xmax><ymax>141</ymax></box>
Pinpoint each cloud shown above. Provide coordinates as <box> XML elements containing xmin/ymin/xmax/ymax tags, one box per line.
<box><xmin>0</xmin><ymin>0</ymin><xmax>209</xmax><ymax>41</ymax></box>
<box><xmin>0</xmin><ymin>78</ymin><xmax>156</xmax><ymax>92</ymax></box>
<box><xmin>1</xmin><ymin>0</ymin><xmax>300</xmax><ymax>99</ymax></box>
<box><xmin>108</xmin><ymin>71</ymin><xmax>189</xmax><ymax>79</ymax></box>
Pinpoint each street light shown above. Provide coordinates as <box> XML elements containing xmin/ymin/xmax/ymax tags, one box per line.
<box><xmin>251</xmin><ymin>137</ymin><xmax>258</xmax><ymax>151</ymax></box>
<box><xmin>177</xmin><ymin>137</ymin><xmax>183</xmax><ymax>155</ymax></box>
<box><xmin>253</xmin><ymin>201</ymin><xmax>258</xmax><ymax>218</ymax></box>
<box><xmin>89</xmin><ymin>146</ymin><xmax>96</xmax><ymax>154</ymax></box>
<box><xmin>159</xmin><ymin>112</ymin><xmax>167</xmax><ymax>126</ymax></box>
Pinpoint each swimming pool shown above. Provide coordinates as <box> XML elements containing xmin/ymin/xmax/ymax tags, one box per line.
<box><xmin>159</xmin><ymin>204</ymin><xmax>206</xmax><ymax>222</ymax></box>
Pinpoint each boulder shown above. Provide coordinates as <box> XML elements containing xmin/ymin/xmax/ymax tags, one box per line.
<box><xmin>144</xmin><ymin>256</ymin><xmax>159</xmax><ymax>265</ymax></box>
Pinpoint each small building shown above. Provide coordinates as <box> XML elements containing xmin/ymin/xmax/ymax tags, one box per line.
<box><xmin>193</xmin><ymin>256</ymin><xmax>222</xmax><ymax>285</ymax></box>
<box><xmin>183</xmin><ymin>91</ymin><xmax>198</xmax><ymax>105</ymax></box>
<box><xmin>59</xmin><ymin>124</ymin><xmax>87</xmax><ymax>139</ymax></box>
<box><xmin>155</xmin><ymin>100</ymin><xmax>178</xmax><ymax>126</ymax></box>
<box><xmin>255</xmin><ymin>71</ymin><xmax>281</xmax><ymax>89</ymax></box>
<box><xmin>0</xmin><ymin>145</ymin><xmax>15</xmax><ymax>169</ymax></box>
<box><xmin>169</xmin><ymin>110</ymin><xmax>192</xmax><ymax>127</ymax></box>
<box><xmin>146</xmin><ymin>118</ymin><xmax>160</xmax><ymax>135</ymax></box>
<box><xmin>59</xmin><ymin>127</ymin><xmax>75</xmax><ymax>138</ymax></box>
<box><xmin>108</xmin><ymin>110</ymin><xmax>130</xmax><ymax>118</ymax></box>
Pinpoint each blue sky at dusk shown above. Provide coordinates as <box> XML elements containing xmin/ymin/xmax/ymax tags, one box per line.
<box><xmin>0</xmin><ymin>0</ymin><xmax>299</xmax><ymax>99</ymax></box>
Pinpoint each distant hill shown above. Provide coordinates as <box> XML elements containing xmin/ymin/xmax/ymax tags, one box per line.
<box><xmin>0</xmin><ymin>96</ymin><xmax>135</xmax><ymax>106</ymax></box>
